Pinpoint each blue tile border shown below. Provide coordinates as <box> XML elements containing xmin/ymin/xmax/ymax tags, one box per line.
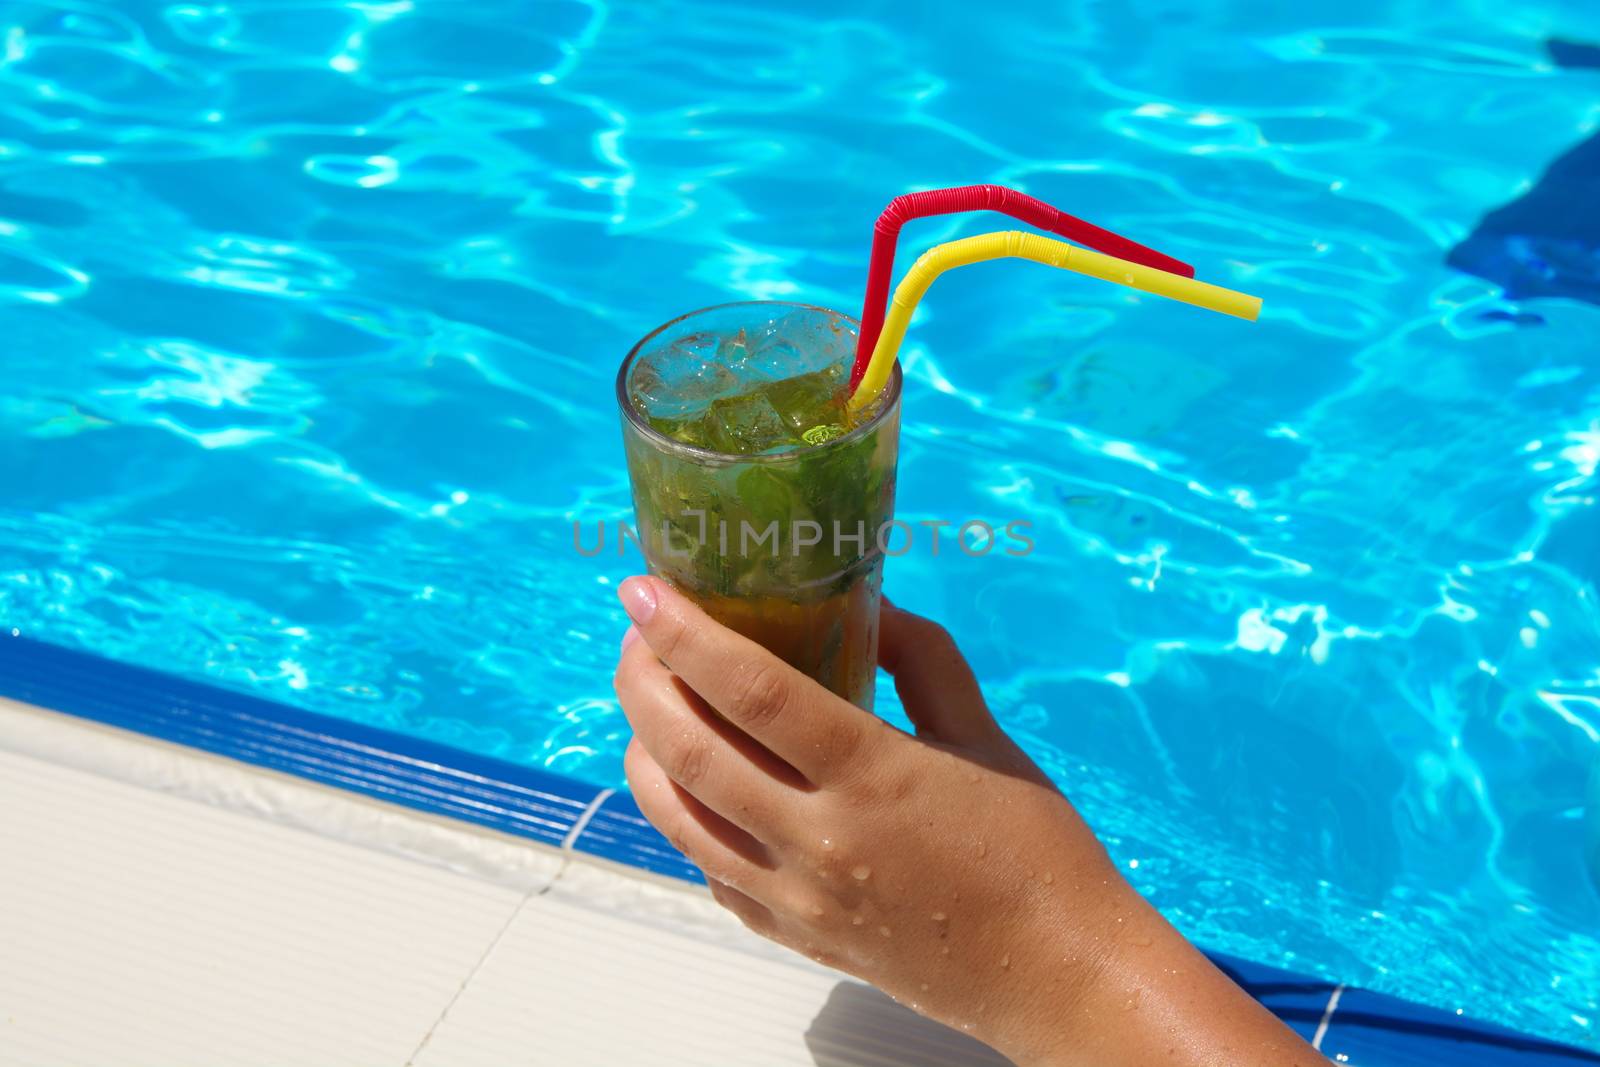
<box><xmin>3</xmin><ymin>631</ymin><xmax>1598</xmax><ymax>1065</ymax></box>
<box><xmin>571</xmin><ymin>787</ymin><xmax>706</xmax><ymax>882</ymax></box>
<box><xmin>0</xmin><ymin>632</ymin><xmax>602</xmax><ymax>849</ymax></box>
<box><xmin>1208</xmin><ymin>955</ymin><xmax>1338</xmax><ymax>1045</ymax></box>
<box><xmin>1320</xmin><ymin>988</ymin><xmax>1600</xmax><ymax>1066</ymax></box>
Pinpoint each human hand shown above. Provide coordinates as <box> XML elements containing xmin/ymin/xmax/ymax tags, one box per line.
<box><xmin>612</xmin><ymin>576</ymin><xmax>1320</xmax><ymax>1066</ymax></box>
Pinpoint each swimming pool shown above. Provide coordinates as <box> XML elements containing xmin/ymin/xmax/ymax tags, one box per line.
<box><xmin>2</xmin><ymin>0</ymin><xmax>1598</xmax><ymax>1046</ymax></box>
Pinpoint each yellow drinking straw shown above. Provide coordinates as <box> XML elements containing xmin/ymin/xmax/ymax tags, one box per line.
<box><xmin>847</xmin><ymin>230</ymin><xmax>1262</xmax><ymax>413</ymax></box>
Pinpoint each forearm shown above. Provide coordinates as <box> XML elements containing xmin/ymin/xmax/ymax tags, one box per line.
<box><xmin>612</xmin><ymin>583</ymin><xmax>1319</xmax><ymax>1067</ymax></box>
<box><xmin>995</xmin><ymin>881</ymin><xmax>1323</xmax><ymax>1067</ymax></box>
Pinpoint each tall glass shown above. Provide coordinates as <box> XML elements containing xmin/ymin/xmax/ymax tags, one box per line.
<box><xmin>616</xmin><ymin>302</ymin><xmax>902</xmax><ymax>710</ymax></box>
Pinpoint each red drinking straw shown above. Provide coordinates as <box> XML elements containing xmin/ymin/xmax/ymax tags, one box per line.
<box><xmin>848</xmin><ymin>185</ymin><xmax>1194</xmax><ymax>389</ymax></box>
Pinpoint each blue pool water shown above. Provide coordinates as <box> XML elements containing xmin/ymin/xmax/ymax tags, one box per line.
<box><xmin>2</xmin><ymin>0</ymin><xmax>1599</xmax><ymax>1045</ymax></box>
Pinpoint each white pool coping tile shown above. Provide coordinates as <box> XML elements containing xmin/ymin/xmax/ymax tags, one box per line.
<box><xmin>411</xmin><ymin>860</ymin><xmax>1008</xmax><ymax>1067</ymax></box>
<box><xmin>0</xmin><ymin>701</ymin><xmax>1008</xmax><ymax>1067</ymax></box>
<box><xmin>0</xmin><ymin>745</ymin><xmax>528</xmax><ymax>1067</ymax></box>
<box><xmin>0</xmin><ymin>696</ymin><xmax>566</xmax><ymax>894</ymax></box>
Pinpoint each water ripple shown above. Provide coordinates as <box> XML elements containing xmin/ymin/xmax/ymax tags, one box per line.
<box><xmin>0</xmin><ymin>0</ymin><xmax>1597</xmax><ymax>1045</ymax></box>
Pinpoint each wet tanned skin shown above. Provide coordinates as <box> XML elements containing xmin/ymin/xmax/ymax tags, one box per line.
<box><xmin>613</xmin><ymin>575</ymin><xmax>1322</xmax><ymax>1067</ymax></box>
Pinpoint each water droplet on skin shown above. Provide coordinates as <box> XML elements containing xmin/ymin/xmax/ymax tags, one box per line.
<box><xmin>820</xmin><ymin>838</ymin><xmax>835</xmax><ymax>852</ymax></box>
<box><xmin>878</xmin><ymin>925</ymin><xmax>892</xmax><ymax>938</ymax></box>
<box><xmin>920</xmin><ymin>982</ymin><xmax>930</xmax><ymax>992</ymax></box>
<box><xmin>808</xmin><ymin>904</ymin><xmax>824</xmax><ymax>917</ymax></box>
<box><xmin>852</xmin><ymin>864</ymin><xmax>872</xmax><ymax>881</ymax></box>
<box><xmin>940</xmin><ymin>945</ymin><xmax>951</xmax><ymax>956</ymax></box>
<box><xmin>1122</xmin><ymin>990</ymin><xmax>1142</xmax><ymax>1011</ymax></box>
<box><xmin>851</xmin><ymin>915</ymin><xmax>865</xmax><ymax>926</ymax></box>
<box><xmin>1042</xmin><ymin>871</ymin><xmax>1055</xmax><ymax>884</ymax></box>
<box><xmin>1129</xmin><ymin>932</ymin><xmax>1154</xmax><ymax>947</ymax></box>
<box><xmin>968</xmin><ymin>773</ymin><xmax>981</xmax><ymax>784</ymax></box>
<box><xmin>931</xmin><ymin>911</ymin><xmax>947</xmax><ymax>922</ymax></box>
<box><xmin>976</xmin><ymin>842</ymin><xmax>988</xmax><ymax>858</ymax></box>
<box><xmin>1000</xmin><ymin>954</ymin><xmax>1010</xmax><ymax>969</ymax></box>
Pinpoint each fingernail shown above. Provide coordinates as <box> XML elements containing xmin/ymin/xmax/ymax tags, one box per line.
<box><xmin>621</xmin><ymin>625</ymin><xmax>640</xmax><ymax>652</ymax></box>
<box><xmin>619</xmin><ymin>576</ymin><xmax>657</xmax><ymax>625</ymax></box>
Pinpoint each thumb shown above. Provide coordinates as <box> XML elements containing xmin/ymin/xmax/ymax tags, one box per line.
<box><xmin>876</xmin><ymin>601</ymin><xmax>1004</xmax><ymax>749</ymax></box>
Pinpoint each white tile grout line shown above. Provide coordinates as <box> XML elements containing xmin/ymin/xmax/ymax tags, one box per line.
<box><xmin>1311</xmin><ymin>983</ymin><xmax>1345</xmax><ymax>1051</ymax></box>
<box><xmin>539</xmin><ymin>787</ymin><xmax>617</xmax><ymax>895</ymax></box>
<box><xmin>404</xmin><ymin>891</ymin><xmax>536</xmax><ymax>1067</ymax></box>
<box><xmin>406</xmin><ymin>788</ymin><xmax>618</xmax><ymax>1064</ymax></box>
<box><xmin>561</xmin><ymin>788</ymin><xmax>616</xmax><ymax>853</ymax></box>
<box><xmin>553</xmin><ymin>790</ymin><xmax>620</xmax><ymax>889</ymax></box>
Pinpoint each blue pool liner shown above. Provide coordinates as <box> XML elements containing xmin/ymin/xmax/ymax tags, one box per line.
<box><xmin>3</xmin><ymin>629</ymin><xmax>1594</xmax><ymax>1066</ymax></box>
<box><xmin>1443</xmin><ymin>37</ymin><xmax>1600</xmax><ymax>308</ymax></box>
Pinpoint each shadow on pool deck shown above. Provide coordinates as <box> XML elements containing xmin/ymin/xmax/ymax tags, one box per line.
<box><xmin>804</xmin><ymin>981</ymin><xmax>1011</xmax><ymax>1066</ymax></box>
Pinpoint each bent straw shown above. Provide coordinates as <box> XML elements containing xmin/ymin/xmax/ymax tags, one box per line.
<box><xmin>847</xmin><ymin>230</ymin><xmax>1261</xmax><ymax>414</ymax></box>
<box><xmin>850</xmin><ymin>185</ymin><xmax>1193</xmax><ymax>390</ymax></box>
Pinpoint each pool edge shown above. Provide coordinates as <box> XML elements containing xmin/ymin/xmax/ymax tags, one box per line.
<box><xmin>4</xmin><ymin>631</ymin><xmax>1595</xmax><ymax>1065</ymax></box>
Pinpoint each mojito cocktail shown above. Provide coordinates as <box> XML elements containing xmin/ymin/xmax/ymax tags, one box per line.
<box><xmin>617</xmin><ymin>302</ymin><xmax>901</xmax><ymax>710</ymax></box>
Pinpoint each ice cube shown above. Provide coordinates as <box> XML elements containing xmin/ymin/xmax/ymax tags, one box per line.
<box><xmin>705</xmin><ymin>391</ymin><xmax>790</xmax><ymax>454</ymax></box>
<box><xmin>676</xmin><ymin>330</ymin><xmax>721</xmax><ymax>363</ymax></box>
<box><xmin>645</xmin><ymin>411</ymin><xmax>712</xmax><ymax>448</ymax></box>
<box><xmin>761</xmin><ymin>367</ymin><xmax>845</xmax><ymax>434</ymax></box>
<box><xmin>718</xmin><ymin>328</ymin><xmax>751</xmax><ymax>366</ymax></box>
<box><xmin>630</xmin><ymin>342</ymin><xmax>740</xmax><ymax>419</ymax></box>
<box><xmin>739</xmin><ymin>337</ymin><xmax>805</xmax><ymax>382</ymax></box>
<box><xmin>740</xmin><ymin>311</ymin><xmax>845</xmax><ymax>382</ymax></box>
